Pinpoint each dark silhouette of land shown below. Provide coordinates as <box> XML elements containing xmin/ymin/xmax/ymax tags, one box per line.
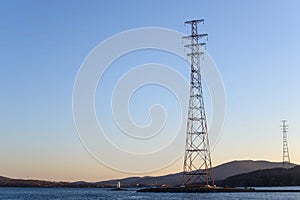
<box><xmin>97</xmin><ymin>160</ymin><xmax>296</xmax><ymax>187</ymax></box>
<box><xmin>223</xmin><ymin>165</ymin><xmax>300</xmax><ymax>187</ymax></box>
<box><xmin>0</xmin><ymin>176</ymin><xmax>103</xmax><ymax>188</ymax></box>
<box><xmin>0</xmin><ymin>160</ymin><xmax>297</xmax><ymax>188</ymax></box>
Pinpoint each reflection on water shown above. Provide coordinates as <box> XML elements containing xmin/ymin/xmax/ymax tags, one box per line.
<box><xmin>0</xmin><ymin>187</ymin><xmax>300</xmax><ymax>200</ymax></box>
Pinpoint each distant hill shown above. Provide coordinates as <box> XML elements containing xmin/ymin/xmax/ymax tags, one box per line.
<box><xmin>98</xmin><ymin>160</ymin><xmax>296</xmax><ymax>186</ymax></box>
<box><xmin>223</xmin><ymin>165</ymin><xmax>300</xmax><ymax>187</ymax></box>
<box><xmin>0</xmin><ymin>177</ymin><xmax>100</xmax><ymax>188</ymax></box>
<box><xmin>0</xmin><ymin>160</ymin><xmax>296</xmax><ymax>187</ymax></box>
<box><xmin>212</xmin><ymin>160</ymin><xmax>295</xmax><ymax>181</ymax></box>
<box><xmin>0</xmin><ymin>176</ymin><xmax>67</xmax><ymax>187</ymax></box>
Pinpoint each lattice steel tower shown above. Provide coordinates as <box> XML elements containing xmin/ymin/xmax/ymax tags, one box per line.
<box><xmin>182</xmin><ymin>19</ymin><xmax>214</xmax><ymax>187</ymax></box>
<box><xmin>281</xmin><ymin>120</ymin><xmax>290</xmax><ymax>167</ymax></box>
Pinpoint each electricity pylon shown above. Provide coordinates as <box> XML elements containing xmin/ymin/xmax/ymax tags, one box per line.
<box><xmin>281</xmin><ymin>120</ymin><xmax>290</xmax><ymax>167</ymax></box>
<box><xmin>182</xmin><ymin>19</ymin><xmax>214</xmax><ymax>187</ymax></box>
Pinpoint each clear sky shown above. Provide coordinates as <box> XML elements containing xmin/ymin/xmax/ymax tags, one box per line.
<box><xmin>1</xmin><ymin>0</ymin><xmax>300</xmax><ymax>181</ymax></box>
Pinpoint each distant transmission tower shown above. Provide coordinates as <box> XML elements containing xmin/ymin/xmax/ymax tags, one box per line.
<box><xmin>281</xmin><ymin>120</ymin><xmax>290</xmax><ymax>167</ymax></box>
<box><xmin>182</xmin><ymin>19</ymin><xmax>214</xmax><ymax>187</ymax></box>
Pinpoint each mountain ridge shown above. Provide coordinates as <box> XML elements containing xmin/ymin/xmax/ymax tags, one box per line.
<box><xmin>0</xmin><ymin>160</ymin><xmax>296</xmax><ymax>187</ymax></box>
<box><xmin>223</xmin><ymin>165</ymin><xmax>300</xmax><ymax>187</ymax></box>
<box><xmin>98</xmin><ymin>160</ymin><xmax>296</xmax><ymax>186</ymax></box>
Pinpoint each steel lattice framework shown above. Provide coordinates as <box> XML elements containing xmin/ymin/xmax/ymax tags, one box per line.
<box><xmin>281</xmin><ymin>120</ymin><xmax>290</xmax><ymax>167</ymax></box>
<box><xmin>182</xmin><ymin>19</ymin><xmax>214</xmax><ymax>187</ymax></box>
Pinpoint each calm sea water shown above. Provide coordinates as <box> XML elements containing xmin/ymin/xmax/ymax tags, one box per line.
<box><xmin>0</xmin><ymin>187</ymin><xmax>300</xmax><ymax>200</ymax></box>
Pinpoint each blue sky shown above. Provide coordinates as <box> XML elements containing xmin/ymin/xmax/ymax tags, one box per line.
<box><xmin>0</xmin><ymin>0</ymin><xmax>300</xmax><ymax>181</ymax></box>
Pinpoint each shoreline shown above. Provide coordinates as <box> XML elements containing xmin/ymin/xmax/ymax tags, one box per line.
<box><xmin>137</xmin><ymin>187</ymin><xmax>300</xmax><ymax>193</ymax></box>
